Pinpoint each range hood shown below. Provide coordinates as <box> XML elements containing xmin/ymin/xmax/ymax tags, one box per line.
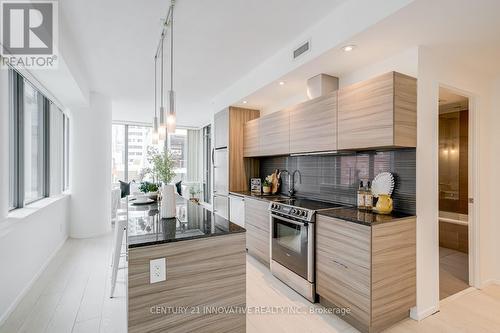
<box><xmin>306</xmin><ymin>74</ymin><xmax>339</xmax><ymax>99</ymax></box>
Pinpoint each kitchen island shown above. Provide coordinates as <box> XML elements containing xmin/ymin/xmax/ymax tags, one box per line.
<box><xmin>127</xmin><ymin>196</ymin><xmax>246</xmax><ymax>333</ymax></box>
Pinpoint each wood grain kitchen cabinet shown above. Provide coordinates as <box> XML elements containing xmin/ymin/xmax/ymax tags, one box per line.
<box><xmin>289</xmin><ymin>91</ymin><xmax>338</xmax><ymax>153</ymax></box>
<box><xmin>316</xmin><ymin>214</ymin><xmax>416</xmax><ymax>333</ymax></box>
<box><xmin>244</xmin><ymin>197</ymin><xmax>270</xmax><ymax>266</ymax></box>
<box><xmin>259</xmin><ymin>110</ymin><xmax>290</xmax><ymax>156</ymax></box>
<box><xmin>337</xmin><ymin>72</ymin><xmax>417</xmax><ymax>150</ymax></box>
<box><xmin>243</xmin><ymin>118</ymin><xmax>260</xmax><ymax>157</ymax></box>
<box><xmin>128</xmin><ymin>233</ymin><xmax>246</xmax><ymax>333</ymax></box>
<box><xmin>228</xmin><ymin>107</ymin><xmax>260</xmax><ymax>192</ymax></box>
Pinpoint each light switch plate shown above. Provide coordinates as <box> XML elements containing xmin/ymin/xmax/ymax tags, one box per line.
<box><xmin>150</xmin><ymin>258</ymin><xmax>166</xmax><ymax>283</ymax></box>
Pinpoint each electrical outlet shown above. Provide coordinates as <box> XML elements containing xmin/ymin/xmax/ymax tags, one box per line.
<box><xmin>150</xmin><ymin>258</ymin><xmax>166</xmax><ymax>283</ymax></box>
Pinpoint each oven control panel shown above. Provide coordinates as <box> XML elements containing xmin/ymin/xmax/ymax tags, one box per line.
<box><xmin>269</xmin><ymin>203</ymin><xmax>314</xmax><ymax>222</ymax></box>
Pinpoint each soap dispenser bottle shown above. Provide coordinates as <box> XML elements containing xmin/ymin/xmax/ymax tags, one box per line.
<box><xmin>365</xmin><ymin>181</ymin><xmax>373</xmax><ymax>211</ymax></box>
<box><xmin>357</xmin><ymin>181</ymin><xmax>365</xmax><ymax>210</ymax></box>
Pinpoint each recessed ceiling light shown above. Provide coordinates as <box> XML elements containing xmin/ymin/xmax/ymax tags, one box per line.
<box><xmin>242</xmin><ymin>100</ymin><xmax>248</xmax><ymax>104</ymax></box>
<box><xmin>342</xmin><ymin>45</ymin><xmax>356</xmax><ymax>52</ymax></box>
<box><xmin>279</xmin><ymin>81</ymin><xmax>285</xmax><ymax>86</ymax></box>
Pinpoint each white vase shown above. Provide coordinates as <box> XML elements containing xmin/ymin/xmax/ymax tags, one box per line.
<box><xmin>160</xmin><ymin>184</ymin><xmax>176</xmax><ymax>218</ymax></box>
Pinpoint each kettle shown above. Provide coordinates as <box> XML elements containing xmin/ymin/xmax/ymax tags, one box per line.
<box><xmin>375</xmin><ymin>194</ymin><xmax>393</xmax><ymax>214</ymax></box>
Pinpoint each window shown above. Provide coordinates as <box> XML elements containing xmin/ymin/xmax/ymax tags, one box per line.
<box><xmin>111</xmin><ymin>124</ymin><xmax>152</xmax><ymax>183</ymax></box>
<box><xmin>112</xmin><ymin>124</ymin><xmax>191</xmax><ymax>184</ymax></box>
<box><xmin>166</xmin><ymin>129</ymin><xmax>187</xmax><ymax>183</ymax></box>
<box><xmin>8</xmin><ymin>69</ymin><xmax>68</xmax><ymax>210</ymax></box>
<box><xmin>111</xmin><ymin>124</ymin><xmax>126</xmax><ymax>183</ymax></box>
<box><xmin>23</xmin><ymin>80</ymin><xmax>47</xmax><ymax>203</ymax></box>
<box><xmin>63</xmin><ymin>114</ymin><xmax>70</xmax><ymax>190</ymax></box>
<box><xmin>7</xmin><ymin>70</ymin><xmax>16</xmax><ymax>210</ymax></box>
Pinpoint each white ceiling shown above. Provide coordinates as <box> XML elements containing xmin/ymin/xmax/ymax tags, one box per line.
<box><xmin>237</xmin><ymin>0</ymin><xmax>500</xmax><ymax>113</ymax></box>
<box><xmin>60</xmin><ymin>0</ymin><xmax>347</xmax><ymax>126</ymax></box>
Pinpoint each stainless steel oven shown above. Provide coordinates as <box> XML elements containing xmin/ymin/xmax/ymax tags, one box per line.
<box><xmin>269</xmin><ymin>202</ymin><xmax>315</xmax><ymax>302</ymax></box>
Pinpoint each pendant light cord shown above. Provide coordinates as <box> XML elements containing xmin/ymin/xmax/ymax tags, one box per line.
<box><xmin>160</xmin><ymin>35</ymin><xmax>164</xmax><ymax>108</ymax></box>
<box><xmin>170</xmin><ymin>0</ymin><xmax>174</xmax><ymax>91</ymax></box>
<box><xmin>154</xmin><ymin>55</ymin><xmax>157</xmax><ymax>117</ymax></box>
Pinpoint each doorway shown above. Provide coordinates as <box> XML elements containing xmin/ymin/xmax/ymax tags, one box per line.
<box><xmin>438</xmin><ymin>87</ymin><xmax>470</xmax><ymax>299</ymax></box>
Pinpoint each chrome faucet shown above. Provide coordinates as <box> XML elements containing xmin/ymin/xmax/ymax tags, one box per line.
<box><xmin>289</xmin><ymin>170</ymin><xmax>302</xmax><ymax>197</ymax></box>
<box><xmin>279</xmin><ymin>169</ymin><xmax>302</xmax><ymax>197</ymax></box>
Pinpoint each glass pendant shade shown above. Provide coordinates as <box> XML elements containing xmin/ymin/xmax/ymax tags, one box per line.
<box><xmin>159</xmin><ymin>124</ymin><xmax>166</xmax><ymax>141</ymax></box>
<box><xmin>152</xmin><ymin>116</ymin><xmax>159</xmax><ymax>144</ymax></box>
<box><xmin>167</xmin><ymin>90</ymin><xmax>176</xmax><ymax>133</ymax></box>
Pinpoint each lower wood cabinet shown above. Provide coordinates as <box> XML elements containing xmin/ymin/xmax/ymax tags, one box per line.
<box><xmin>128</xmin><ymin>234</ymin><xmax>246</xmax><ymax>333</ymax></box>
<box><xmin>244</xmin><ymin>198</ymin><xmax>270</xmax><ymax>266</ymax></box>
<box><xmin>316</xmin><ymin>215</ymin><xmax>416</xmax><ymax>333</ymax></box>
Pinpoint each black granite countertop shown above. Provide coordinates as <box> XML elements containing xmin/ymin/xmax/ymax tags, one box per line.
<box><xmin>317</xmin><ymin>207</ymin><xmax>415</xmax><ymax>226</ymax></box>
<box><xmin>229</xmin><ymin>191</ymin><xmax>287</xmax><ymax>202</ymax></box>
<box><xmin>230</xmin><ymin>191</ymin><xmax>415</xmax><ymax>226</ymax></box>
<box><xmin>127</xmin><ymin>195</ymin><xmax>245</xmax><ymax>248</ymax></box>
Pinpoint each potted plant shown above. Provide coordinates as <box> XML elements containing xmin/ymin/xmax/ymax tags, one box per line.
<box><xmin>141</xmin><ymin>147</ymin><xmax>177</xmax><ymax>218</ymax></box>
<box><xmin>189</xmin><ymin>184</ymin><xmax>201</xmax><ymax>204</ymax></box>
<box><xmin>138</xmin><ymin>181</ymin><xmax>160</xmax><ymax>200</ymax></box>
<box><xmin>262</xmin><ymin>175</ymin><xmax>272</xmax><ymax>194</ymax></box>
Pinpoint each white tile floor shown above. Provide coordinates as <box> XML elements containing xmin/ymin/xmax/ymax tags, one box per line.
<box><xmin>2</xmin><ymin>235</ymin><xmax>500</xmax><ymax>333</ymax></box>
<box><xmin>0</xmin><ymin>234</ymin><xmax>126</xmax><ymax>333</ymax></box>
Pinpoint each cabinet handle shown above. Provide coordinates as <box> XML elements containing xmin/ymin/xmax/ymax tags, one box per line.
<box><xmin>332</xmin><ymin>259</ymin><xmax>348</xmax><ymax>269</ymax></box>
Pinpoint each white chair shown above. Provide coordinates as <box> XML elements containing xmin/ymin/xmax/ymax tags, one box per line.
<box><xmin>111</xmin><ymin>188</ymin><xmax>121</xmax><ymax>222</ymax></box>
<box><xmin>110</xmin><ymin>218</ymin><xmax>127</xmax><ymax>298</ymax></box>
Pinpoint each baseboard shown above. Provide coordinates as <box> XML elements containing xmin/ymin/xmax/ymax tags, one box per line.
<box><xmin>0</xmin><ymin>235</ymin><xmax>68</xmax><ymax>327</ymax></box>
<box><xmin>410</xmin><ymin>304</ymin><xmax>439</xmax><ymax>321</ymax></box>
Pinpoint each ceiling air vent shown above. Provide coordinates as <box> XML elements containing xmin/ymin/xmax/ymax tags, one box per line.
<box><xmin>293</xmin><ymin>40</ymin><xmax>310</xmax><ymax>60</ymax></box>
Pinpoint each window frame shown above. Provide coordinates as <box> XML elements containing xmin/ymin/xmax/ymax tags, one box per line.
<box><xmin>63</xmin><ymin>113</ymin><xmax>70</xmax><ymax>191</ymax></box>
<box><xmin>9</xmin><ymin>70</ymin><xmax>54</xmax><ymax>210</ymax></box>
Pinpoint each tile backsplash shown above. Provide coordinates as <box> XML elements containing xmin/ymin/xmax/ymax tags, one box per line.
<box><xmin>260</xmin><ymin>149</ymin><xmax>416</xmax><ymax>214</ymax></box>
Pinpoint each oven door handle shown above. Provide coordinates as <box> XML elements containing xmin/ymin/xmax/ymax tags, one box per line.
<box><xmin>271</xmin><ymin>214</ymin><xmax>307</xmax><ymax>227</ymax></box>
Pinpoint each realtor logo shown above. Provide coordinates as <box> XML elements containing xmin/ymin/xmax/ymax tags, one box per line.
<box><xmin>1</xmin><ymin>0</ymin><xmax>58</xmax><ymax>68</ymax></box>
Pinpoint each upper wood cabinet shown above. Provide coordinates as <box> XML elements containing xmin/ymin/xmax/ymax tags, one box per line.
<box><xmin>228</xmin><ymin>107</ymin><xmax>260</xmax><ymax>192</ymax></box>
<box><xmin>259</xmin><ymin>110</ymin><xmax>290</xmax><ymax>156</ymax></box>
<box><xmin>289</xmin><ymin>91</ymin><xmax>337</xmax><ymax>154</ymax></box>
<box><xmin>243</xmin><ymin>118</ymin><xmax>260</xmax><ymax>157</ymax></box>
<box><xmin>337</xmin><ymin>72</ymin><xmax>417</xmax><ymax>150</ymax></box>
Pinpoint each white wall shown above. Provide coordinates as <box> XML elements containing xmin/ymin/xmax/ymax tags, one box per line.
<box><xmin>488</xmin><ymin>77</ymin><xmax>500</xmax><ymax>283</ymax></box>
<box><xmin>259</xmin><ymin>47</ymin><xmax>419</xmax><ymax>117</ymax></box>
<box><xmin>413</xmin><ymin>46</ymin><xmax>496</xmax><ymax>319</ymax></box>
<box><xmin>0</xmin><ymin>69</ymin><xmax>71</xmax><ymax>324</ymax></box>
<box><xmin>70</xmin><ymin>92</ymin><xmax>112</xmax><ymax>238</ymax></box>
<box><xmin>338</xmin><ymin>47</ymin><xmax>418</xmax><ymax>87</ymax></box>
<box><xmin>212</xmin><ymin>0</ymin><xmax>415</xmax><ymax>113</ymax></box>
<box><xmin>0</xmin><ymin>196</ymin><xmax>70</xmax><ymax>324</ymax></box>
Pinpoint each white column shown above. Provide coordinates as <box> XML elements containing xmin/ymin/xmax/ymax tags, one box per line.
<box><xmin>70</xmin><ymin>92</ymin><xmax>112</xmax><ymax>238</ymax></box>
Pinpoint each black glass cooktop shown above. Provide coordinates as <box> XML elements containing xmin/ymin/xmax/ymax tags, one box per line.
<box><xmin>272</xmin><ymin>198</ymin><xmax>346</xmax><ymax>211</ymax></box>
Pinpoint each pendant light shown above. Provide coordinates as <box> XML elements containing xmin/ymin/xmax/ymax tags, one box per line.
<box><xmin>158</xmin><ymin>33</ymin><xmax>167</xmax><ymax>141</ymax></box>
<box><xmin>166</xmin><ymin>0</ymin><xmax>176</xmax><ymax>133</ymax></box>
<box><xmin>152</xmin><ymin>55</ymin><xmax>159</xmax><ymax>144</ymax></box>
